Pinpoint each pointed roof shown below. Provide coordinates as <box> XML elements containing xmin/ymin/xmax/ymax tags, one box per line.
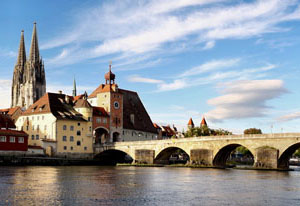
<box><xmin>105</xmin><ymin>63</ymin><xmax>115</xmax><ymax>83</ymax></box>
<box><xmin>74</xmin><ymin>99</ymin><xmax>92</xmax><ymax>108</ymax></box>
<box><xmin>201</xmin><ymin>117</ymin><xmax>207</xmax><ymax>127</ymax></box>
<box><xmin>16</xmin><ymin>30</ymin><xmax>26</xmax><ymax>66</ymax></box>
<box><xmin>188</xmin><ymin>118</ymin><xmax>194</xmax><ymax>126</ymax></box>
<box><xmin>72</xmin><ymin>77</ymin><xmax>77</xmax><ymax>97</ymax></box>
<box><xmin>29</xmin><ymin>22</ymin><xmax>40</xmax><ymax>62</ymax></box>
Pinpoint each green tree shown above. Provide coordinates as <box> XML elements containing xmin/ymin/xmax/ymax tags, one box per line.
<box><xmin>244</xmin><ymin>128</ymin><xmax>262</xmax><ymax>134</ymax></box>
<box><xmin>236</xmin><ymin>146</ymin><xmax>252</xmax><ymax>156</ymax></box>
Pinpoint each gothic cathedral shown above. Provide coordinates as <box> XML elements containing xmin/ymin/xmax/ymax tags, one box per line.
<box><xmin>11</xmin><ymin>23</ymin><xmax>46</xmax><ymax>109</ymax></box>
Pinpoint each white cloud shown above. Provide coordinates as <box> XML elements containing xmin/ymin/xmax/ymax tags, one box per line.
<box><xmin>277</xmin><ymin>111</ymin><xmax>300</xmax><ymax>122</ymax></box>
<box><xmin>42</xmin><ymin>0</ymin><xmax>300</xmax><ymax>67</ymax></box>
<box><xmin>128</xmin><ymin>75</ymin><xmax>164</xmax><ymax>84</ymax></box>
<box><xmin>202</xmin><ymin>41</ymin><xmax>215</xmax><ymax>50</ymax></box>
<box><xmin>179</xmin><ymin>58</ymin><xmax>240</xmax><ymax>77</ymax></box>
<box><xmin>205</xmin><ymin>79</ymin><xmax>287</xmax><ymax>122</ymax></box>
<box><xmin>0</xmin><ymin>79</ymin><xmax>11</xmax><ymax>108</ymax></box>
<box><xmin>157</xmin><ymin>79</ymin><xmax>188</xmax><ymax>92</ymax></box>
<box><xmin>153</xmin><ymin>61</ymin><xmax>276</xmax><ymax>92</ymax></box>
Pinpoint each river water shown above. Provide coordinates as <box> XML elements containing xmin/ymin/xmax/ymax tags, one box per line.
<box><xmin>1</xmin><ymin>166</ymin><xmax>300</xmax><ymax>206</ymax></box>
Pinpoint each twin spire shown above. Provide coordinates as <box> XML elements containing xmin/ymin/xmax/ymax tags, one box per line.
<box><xmin>29</xmin><ymin>22</ymin><xmax>40</xmax><ymax>63</ymax></box>
<box><xmin>17</xmin><ymin>22</ymin><xmax>40</xmax><ymax>66</ymax></box>
<box><xmin>16</xmin><ymin>30</ymin><xmax>26</xmax><ymax>66</ymax></box>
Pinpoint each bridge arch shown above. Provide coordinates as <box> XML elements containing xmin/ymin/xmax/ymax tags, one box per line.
<box><xmin>154</xmin><ymin>146</ymin><xmax>190</xmax><ymax>165</ymax></box>
<box><xmin>94</xmin><ymin>149</ymin><xmax>133</xmax><ymax>165</ymax></box>
<box><xmin>278</xmin><ymin>142</ymin><xmax>300</xmax><ymax>169</ymax></box>
<box><xmin>213</xmin><ymin>143</ymin><xmax>254</xmax><ymax>167</ymax></box>
<box><xmin>94</xmin><ymin>127</ymin><xmax>109</xmax><ymax>144</ymax></box>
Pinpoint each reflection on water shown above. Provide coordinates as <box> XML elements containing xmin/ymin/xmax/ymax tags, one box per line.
<box><xmin>1</xmin><ymin>166</ymin><xmax>300</xmax><ymax>206</ymax></box>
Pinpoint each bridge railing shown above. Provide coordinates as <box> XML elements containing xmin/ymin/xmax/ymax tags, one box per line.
<box><xmin>106</xmin><ymin>133</ymin><xmax>300</xmax><ymax>145</ymax></box>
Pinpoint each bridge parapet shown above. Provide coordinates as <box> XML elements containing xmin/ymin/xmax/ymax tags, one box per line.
<box><xmin>93</xmin><ymin>133</ymin><xmax>300</xmax><ymax>169</ymax></box>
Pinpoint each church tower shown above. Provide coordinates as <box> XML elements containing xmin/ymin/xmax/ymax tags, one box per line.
<box><xmin>11</xmin><ymin>23</ymin><xmax>46</xmax><ymax>109</ymax></box>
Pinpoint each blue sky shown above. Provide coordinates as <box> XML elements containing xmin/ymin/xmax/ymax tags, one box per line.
<box><xmin>1</xmin><ymin>0</ymin><xmax>300</xmax><ymax>133</ymax></box>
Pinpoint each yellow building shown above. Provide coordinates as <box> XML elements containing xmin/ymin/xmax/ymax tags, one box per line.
<box><xmin>15</xmin><ymin>92</ymin><xmax>93</xmax><ymax>158</ymax></box>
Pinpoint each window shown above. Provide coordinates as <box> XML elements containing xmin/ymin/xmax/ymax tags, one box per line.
<box><xmin>130</xmin><ymin>114</ymin><xmax>135</xmax><ymax>125</ymax></box>
<box><xmin>64</xmin><ymin>146</ymin><xmax>67</xmax><ymax>150</ymax></box>
<box><xmin>77</xmin><ymin>122</ymin><xmax>80</xmax><ymax>126</ymax></box>
<box><xmin>37</xmin><ymin>125</ymin><xmax>39</xmax><ymax>131</ymax></box>
<box><xmin>37</xmin><ymin>116</ymin><xmax>39</xmax><ymax>120</ymax></box>
<box><xmin>77</xmin><ymin>131</ymin><xmax>81</xmax><ymax>136</ymax></box>
<box><xmin>31</xmin><ymin>135</ymin><xmax>34</xmax><ymax>140</ymax></box>
<box><xmin>21</xmin><ymin>126</ymin><xmax>23</xmax><ymax>131</ymax></box>
<box><xmin>84</xmin><ymin>147</ymin><xmax>87</xmax><ymax>151</ymax></box>
<box><xmin>70</xmin><ymin>136</ymin><xmax>74</xmax><ymax>142</ymax></box>
<box><xmin>88</xmin><ymin>117</ymin><xmax>92</xmax><ymax>122</ymax></box>
<box><xmin>10</xmin><ymin>136</ymin><xmax>15</xmax><ymax>143</ymax></box>
<box><xmin>103</xmin><ymin>118</ymin><xmax>107</xmax><ymax>123</ymax></box>
<box><xmin>36</xmin><ymin>135</ymin><xmax>39</xmax><ymax>140</ymax></box>
<box><xmin>70</xmin><ymin>146</ymin><xmax>73</xmax><ymax>151</ymax></box>
<box><xmin>89</xmin><ymin>127</ymin><xmax>92</xmax><ymax>132</ymax></box>
<box><xmin>32</xmin><ymin>125</ymin><xmax>35</xmax><ymax>131</ymax></box>
<box><xmin>18</xmin><ymin>137</ymin><xmax>24</xmax><ymax>143</ymax></box>
<box><xmin>63</xmin><ymin>136</ymin><xmax>67</xmax><ymax>141</ymax></box>
<box><xmin>26</xmin><ymin>126</ymin><xmax>29</xmax><ymax>131</ymax></box>
<box><xmin>77</xmin><ymin>141</ymin><xmax>81</xmax><ymax>146</ymax></box>
<box><xmin>70</xmin><ymin>126</ymin><xmax>74</xmax><ymax>131</ymax></box>
<box><xmin>0</xmin><ymin>136</ymin><xmax>6</xmax><ymax>142</ymax></box>
<box><xmin>44</xmin><ymin>125</ymin><xmax>47</xmax><ymax>131</ymax></box>
<box><xmin>42</xmin><ymin>116</ymin><xmax>44</xmax><ymax>120</ymax></box>
<box><xmin>96</xmin><ymin>118</ymin><xmax>101</xmax><ymax>123</ymax></box>
<box><xmin>63</xmin><ymin>125</ymin><xmax>67</xmax><ymax>130</ymax></box>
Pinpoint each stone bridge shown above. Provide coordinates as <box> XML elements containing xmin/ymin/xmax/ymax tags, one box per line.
<box><xmin>94</xmin><ymin>133</ymin><xmax>300</xmax><ymax>169</ymax></box>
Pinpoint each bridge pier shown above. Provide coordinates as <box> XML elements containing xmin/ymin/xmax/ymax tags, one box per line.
<box><xmin>254</xmin><ymin>147</ymin><xmax>279</xmax><ymax>169</ymax></box>
<box><xmin>134</xmin><ymin>149</ymin><xmax>155</xmax><ymax>164</ymax></box>
<box><xmin>190</xmin><ymin>149</ymin><xmax>213</xmax><ymax>166</ymax></box>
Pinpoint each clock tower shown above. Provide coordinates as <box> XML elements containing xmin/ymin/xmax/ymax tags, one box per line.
<box><xmin>101</xmin><ymin>63</ymin><xmax>123</xmax><ymax>142</ymax></box>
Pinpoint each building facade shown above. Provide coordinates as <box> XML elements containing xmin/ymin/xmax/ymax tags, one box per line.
<box><xmin>15</xmin><ymin>93</ymin><xmax>93</xmax><ymax>158</ymax></box>
<box><xmin>0</xmin><ymin>114</ymin><xmax>28</xmax><ymax>154</ymax></box>
<box><xmin>11</xmin><ymin>23</ymin><xmax>46</xmax><ymax>109</ymax></box>
<box><xmin>88</xmin><ymin>64</ymin><xmax>158</xmax><ymax>143</ymax></box>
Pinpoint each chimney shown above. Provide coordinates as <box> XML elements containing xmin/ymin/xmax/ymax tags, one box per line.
<box><xmin>58</xmin><ymin>90</ymin><xmax>62</xmax><ymax>94</ymax></box>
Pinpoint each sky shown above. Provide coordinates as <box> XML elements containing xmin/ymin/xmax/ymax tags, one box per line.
<box><xmin>1</xmin><ymin>0</ymin><xmax>300</xmax><ymax>134</ymax></box>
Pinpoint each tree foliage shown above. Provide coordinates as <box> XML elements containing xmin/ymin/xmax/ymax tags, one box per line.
<box><xmin>184</xmin><ymin>125</ymin><xmax>232</xmax><ymax>137</ymax></box>
<box><xmin>244</xmin><ymin>128</ymin><xmax>262</xmax><ymax>135</ymax></box>
<box><xmin>236</xmin><ymin>146</ymin><xmax>252</xmax><ymax>156</ymax></box>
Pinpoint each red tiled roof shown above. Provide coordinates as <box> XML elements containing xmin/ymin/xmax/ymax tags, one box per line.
<box><xmin>73</xmin><ymin>94</ymin><xmax>85</xmax><ymax>102</ymax></box>
<box><xmin>22</xmin><ymin>93</ymin><xmax>87</xmax><ymax>121</ymax></box>
<box><xmin>188</xmin><ymin>118</ymin><xmax>194</xmax><ymax>126</ymax></box>
<box><xmin>93</xmin><ymin>107</ymin><xmax>109</xmax><ymax>117</ymax></box>
<box><xmin>74</xmin><ymin>99</ymin><xmax>92</xmax><ymax>108</ymax></box>
<box><xmin>162</xmin><ymin>126</ymin><xmax>176</xmax><ymax>136</ymax></box>
<box><xmin>201</xmin><ymin>117</ymin><xmax>207</xmax><ymax>126</ymax></box>
<box><xmin>0</xmin><ymin>114</ymin><xmax>16</xmax><ymax>129</ymax></box>
<box><xmin>88</xmin><ymin>84</ymin><xmax>105</xmax><ymax>98</ymax></box>
<box><xmin>0</xmin><ymin>129</ymin><xmax>28</xmax><ymax>136</ymax></box>
<box><xmin>153</xmin><ymin>123</ymin><xmax>161</xmax><ymax>129</ymax></box>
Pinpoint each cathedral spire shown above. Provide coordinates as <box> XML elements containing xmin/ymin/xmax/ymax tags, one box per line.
<box><xmin>16</xmin><ymin>30</ymin><xmax>26</xmax><ymax>66</ymax></box>
<box><xmin>72</xmin><ymin>77</ymin><xmax>77</xmax><ymax>97</ymax></box>
<box><xmin>29</xmin><ymin>22</ymin><xmax>40</xmax><ymax>63</ymax></box>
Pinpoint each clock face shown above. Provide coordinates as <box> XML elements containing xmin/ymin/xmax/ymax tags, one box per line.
<box><xmin>114</xmin><ymin>101</ymin><xmax>120</xmax><ymax>109</ymax></box>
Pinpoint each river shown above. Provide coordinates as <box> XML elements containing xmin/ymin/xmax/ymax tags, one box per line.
<box><xmin>1</xmin><ymin>166</ymin><xmax>300</xmax><ymax>206</ymax></box>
